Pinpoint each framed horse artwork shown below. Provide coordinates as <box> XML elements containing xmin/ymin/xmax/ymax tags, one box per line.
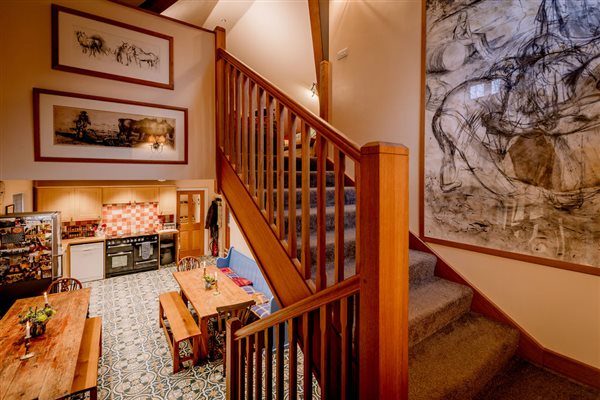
<box><xmin>420</xmin><ymin>0</ymin><xmax>600</xmax><ymax>276</ymax></box>
<box><xmin>51</xmin><ymin>4</ymin><xmax>174</xmax><ymax>90</ymax></box>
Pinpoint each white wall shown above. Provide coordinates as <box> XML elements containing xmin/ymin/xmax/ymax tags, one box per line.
<box><xmin>330</xmin><ymin>0</ymin><xmax>600</xmax><ymax>369</ymax></box>
<box><xmin>228</xmin><ymin>211</ymin><xmax>254</xmax><ymax>259</ymax></box>
<box><xmin>0</xmin><ymin>0</ymin><xmax>215</xmax><ymax>180</ymax></box>
<box><xmin>223</xmin><ymin>0</ymin><xmax>319</xmax><ymax>114</ymax></box>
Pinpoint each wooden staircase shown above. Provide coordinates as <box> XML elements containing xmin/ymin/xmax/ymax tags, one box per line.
<box><xmin>212</xmin><ymin>31</ymin><xmax>599</xmax><ymax>399</ymax></box>
<box><xmin>215</xmin><ymin>27</ymin><xmax>409</xmax><ymax>398</ymax></box>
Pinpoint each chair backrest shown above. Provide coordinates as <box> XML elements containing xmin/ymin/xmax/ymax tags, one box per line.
<box><xmin>215</xmin><ymin>300</ymin><xmax>256</xmax><ymax>333</ymax></box>
<box><xmin>47</xmin><ymin>277</ymin><xmax>83</xmax><ymax>294</ymax></box>
<box><xmin>177</xmin><ymin>256</ymin><xmax>200</xmax><ymax>272</ymax></box>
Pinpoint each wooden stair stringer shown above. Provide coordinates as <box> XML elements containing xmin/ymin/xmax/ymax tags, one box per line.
<box><xmin>219</xmin><ymin>150</ymin><xmax>313</xmax><ymax>307</ymax></box>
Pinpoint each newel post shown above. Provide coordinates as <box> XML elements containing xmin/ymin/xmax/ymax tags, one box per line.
<box><xmin>215</xmin><ymin>26</ymin><xmax>226</xmax><ymax>194</ymax></box>
<box><xmin>358</xmin><ymin>142</ymin><xmax>409</xmax><ymax>399</ymax></box>
<box><xmin>226</xmin><ymin>318</ymin><xmax>241</xmax><ymax>400</ymax></box>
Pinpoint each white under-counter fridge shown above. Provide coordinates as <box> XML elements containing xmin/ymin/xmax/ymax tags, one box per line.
<box><xmin>70</xmin><ymin>241</ymin><xmax>104</xmax><ymax>282</ymax></box>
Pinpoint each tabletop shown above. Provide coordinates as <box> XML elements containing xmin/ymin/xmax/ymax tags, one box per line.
<box><xmin>172</xmin><ymin>266</ymin><xmax>253</xmax><ymax>320</ymax></box>
<box><xmin>0</xmin><ymin>288</ymin><xmax>91</xmax><ymax>400</ymax></box>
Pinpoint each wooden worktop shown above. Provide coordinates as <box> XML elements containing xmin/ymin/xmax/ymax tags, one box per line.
<box><xmin>62</xmin><ymin>236</ymin><xmax>106</xmax><ymax>247</ymax></box>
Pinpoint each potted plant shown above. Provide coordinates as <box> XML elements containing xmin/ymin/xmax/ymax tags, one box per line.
<box><xmin>203</xmin><ymin>274</ymin><xmax>216</xmax><ymax>290</ymax></box>
<box><xmin>19</xmin><ymin>305</ymin><xmax>56</xmax><ymax>337</ymax></box>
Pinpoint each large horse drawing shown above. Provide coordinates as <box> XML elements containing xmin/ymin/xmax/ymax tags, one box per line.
<box><xmin>431</xmin><ymin>0</ymin><xmax>600</xmax><ymax>210</ymax></box>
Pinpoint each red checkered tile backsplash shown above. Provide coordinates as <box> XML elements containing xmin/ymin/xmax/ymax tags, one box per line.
<box><xmin>101</xmin><ymin>203</ymin><xmax>174</xmax><ymax>236</ymax></box>
<box><xmin>60</xmin><ymin>204</ymin><xmax>174</xmax><ymax>238</ymax></box>
<box><xmin>102</xmin><ymin>203</ymin><xmax>160</xmax><ymax>236</ymax></box>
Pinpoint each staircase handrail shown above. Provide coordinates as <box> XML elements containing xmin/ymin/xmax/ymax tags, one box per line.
<box><xmin>218</xmin><ymin>48</ymin><xmax>361</xmax><ymax>161</ymax></box>
<box><xmin>234</xmin><ymin>275</ymin><xmax>359</xmax><ymax>340</ymax></box>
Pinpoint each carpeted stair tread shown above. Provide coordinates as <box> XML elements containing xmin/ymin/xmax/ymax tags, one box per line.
<box><xmin>409</xmin><ymin>249</ymin><xmax>438</xmax><ymax>285</ymax></box>
<box><xmin>281</xmin><ymin>204</ymin><xmax>356</xmax><ymax>234</ymax></box>
<box><xmin>409</xmin><ymin>313</ymin><xmax>519</xmax><ymax>400</ymax></box>
<box><xmin>322</xmin><ymin>258</ymin><xmax>357</xmax><ymax>286</ymax></box>
<box><xmin>262</xmin><ymin>170</ymin><xmax>336</xmax><ymax>188</ymax></box>
<box><xmin>276</xmin><ymin>186</ymin><xmax>356</xmax><ymax>209</ymax></box>
<box><xmin>298</xmin><ymin>228</ymin><xmax>356</xmax><ymax>264</ymax></box>
<box><xmin>408</xmin><ymin>278</ymin><xmax>473</xmax><ymax>347</ymax></box>
<box><xmin>475</xmin><ymin>357</ymin><xmax>600</xmax><ymax>400</ymax></box>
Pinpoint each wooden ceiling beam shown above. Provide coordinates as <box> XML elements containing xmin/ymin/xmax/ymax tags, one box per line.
<box><xmin>139</xmin><ymin>0</ymin><xmax>179</xmax><ymax>14</ymax></box>
<box><xmin>308</xmin><ymin>0</ymin><xmax>331</xmax><ymax>120</ymax></box>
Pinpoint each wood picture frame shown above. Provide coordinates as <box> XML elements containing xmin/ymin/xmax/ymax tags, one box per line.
<box><xmin>420</xmin><ymin>1</ymin><xmax>600</xmax><ymax>276</ymax></box>
<box><xmin>52</xmin><ymin>4</ymin><xmax>174</xmax><ymax>90</ymax></box>
<box><xmin>34</xmin><ymin>88</ymin><xmax>188</xmax><ymax>165</ymax></box>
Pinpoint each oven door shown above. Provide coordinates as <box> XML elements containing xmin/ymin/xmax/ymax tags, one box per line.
<box><xmin>133</xmin><ymin>240</ymin><xmax>158</xmax><ymax>271</ymax></box>
<box><xmin>106</xmin><ymin>249</ymin><xmax>133</xmax><ymax>276</ymax></box>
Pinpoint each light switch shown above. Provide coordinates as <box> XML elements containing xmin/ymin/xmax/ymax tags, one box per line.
<box><xmin>336</xmin><ymin>47</ymin><xmax>349</xmax><ymax>60</ymax></box>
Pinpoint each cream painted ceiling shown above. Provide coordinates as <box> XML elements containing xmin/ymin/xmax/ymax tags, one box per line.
<box><xmin>128</xmin><ymin>0</ymin><xmax>255</xmax><ymax>32</ymax></box>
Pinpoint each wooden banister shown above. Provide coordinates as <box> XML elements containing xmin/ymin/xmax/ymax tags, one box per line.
<box><xmin>216</xmin><ymin>44</ymin><xmax>410</xmax><ymax>400</ymax></box>
<box><xmin>217</xmin><ymin>49</ymin><xmax>361</xmax><ymax>161</ymax></box>
<box><xmin>235</xmin><ymin>275</ymin><xmax>359</xmax><ymax>339</ymax></box>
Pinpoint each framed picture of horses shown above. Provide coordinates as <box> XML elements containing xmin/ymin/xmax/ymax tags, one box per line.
<box><xmin>34</xmin><ymin>88</ymin><xmax>188</xmax><ymax>164</ymax></box>
<box><xmin>51</xmin><ymin>4</ymin><xmax>174</xmax><ymax>90</ymax></box>
<box><xmin>420</xmin><ymin>0</ymin><xmax>600</xmax><ymax>276</ymax></box>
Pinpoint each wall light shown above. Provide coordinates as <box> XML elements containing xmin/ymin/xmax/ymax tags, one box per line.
<box><xmin>310</xmin><ymin>82</ymin><xmax>318</xmax><ymax>97</ymax></box>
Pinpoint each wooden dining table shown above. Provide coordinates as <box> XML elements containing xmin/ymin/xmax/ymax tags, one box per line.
<box><xmin>172</xmin><ymin>265</ymin><xmax>253</xmax><ymax>360</ymax></box>
<box><xmin>0</xmin><ymin>288</ymin><xmax>91</xmax><ymax>400</ymax></box>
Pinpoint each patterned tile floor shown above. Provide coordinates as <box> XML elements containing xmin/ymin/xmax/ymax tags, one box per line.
<box><xmin>82</xmin><ymin>257</ymin><xmax>320</xmax><ymax>399</ymax></box>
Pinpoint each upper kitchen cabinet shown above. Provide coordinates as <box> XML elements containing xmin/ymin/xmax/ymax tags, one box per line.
<box><xmin>132</xmin><ymin>187</ymin><xmax>158</xmax><ymax>204</ymax></box>
<box><xmin>74</xmin><ymin>188</ymin><xmax>102</xmax><ymax>220</ymax></box>
<box><xmin>37</xmin><ymin>188</ymin><xmax>74</xmax><ymax>222</ymax></box>
<box><xmin>102</xmin><ymin>187</ymin><xmax>158</xmax><ymax>204</ymax></box>
<box><xmin>102</xmin><ymin>187</ymin><xmax>131</xmax><ymax>204</ymax></box>
<box><xmin>37</xmin><ymin>187</ymin><xmax>102</xmax><ymax>222</ymax></box>
<box><xmin>158</xmin><ymin>187</ymin><xmax>176</xmax><ymax>215</ymax></box>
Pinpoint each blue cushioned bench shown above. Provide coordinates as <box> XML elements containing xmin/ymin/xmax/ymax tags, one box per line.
<box><xmin>216</xmin><ymin>247</ymin><xmax>280</xmax><ymax>318</ymax></box>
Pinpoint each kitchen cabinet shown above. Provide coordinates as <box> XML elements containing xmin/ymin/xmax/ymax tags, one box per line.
<box><xmin>37</xmin><ymin>188</ymin><xmax>74</xmax><ymax>222</ymax></box>
<box><xmin>132</xmin><ymin>187</ymin><xmax>158</xmax><ymax>203</ymax></box>
<box><xmin>37</xmin><ymin>188</ymin><xmax>102</xmax><ymax>222</ymax></box>
<box><xmin>74</xmin><ymin>188</ymin><xmax>102</xmax><ymax>220</ymax></box>
<box><xmin>158</xmin><ymin>186</ymin><xmax>176</xmax><ymax>215</ymax></box>
<box><xmin>102</xmin><ymin>187</ymin><xmax>158</xmax><ymax>204</ymax></box>
<box><xmin>102</xmin><ymin>187</ymin><xmax>131</xmax><ymax>204</ymax></box>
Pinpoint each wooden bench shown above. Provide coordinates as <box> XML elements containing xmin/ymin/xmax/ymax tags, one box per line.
<box><xmin>159</xmin><ymin>291</ymin><xmax>201</xmax><ymax>373</ymax></box>
<box><xmin>70</xmin><ymin>316</ymin><xmax>102</xmax><ymax>400</ymax></box>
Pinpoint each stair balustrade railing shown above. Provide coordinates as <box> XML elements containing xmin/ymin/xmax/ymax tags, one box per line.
<box><xmin>226</xmin><ymin>276</ymin><xmax>360</xmax><ymax>400</ymax></box>
<box><xmin>215</xmin><ymin>29</ymin><xmax>409</xmax><ymax>399</ymax></box>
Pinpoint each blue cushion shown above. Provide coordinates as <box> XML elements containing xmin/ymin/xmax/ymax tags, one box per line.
<box><xmin>241</xmin><ymin>285</ymin><xmax>256</xmax><ymax>295</ymax></box>
<box><xmin>217</xmin><ymin>247</ymin><xmax>278</xmax><ymax>318</ymax></box>
<box><xmin>251</xmin><ymin>304</ymin><xmax>271</xmax><ymax>319</ymax></box>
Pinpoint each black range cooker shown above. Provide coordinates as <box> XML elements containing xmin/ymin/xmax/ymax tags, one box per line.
<box><xmin>105</xmin><ymin>233</ymin><xmax>159</xmax><ymax>277</ymax></box>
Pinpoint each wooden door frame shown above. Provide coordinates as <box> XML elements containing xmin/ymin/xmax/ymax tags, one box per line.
<box><xmin>176</xmin><ymin>188</ymin><xmax>210</xmax><ymax>257</ymax></box>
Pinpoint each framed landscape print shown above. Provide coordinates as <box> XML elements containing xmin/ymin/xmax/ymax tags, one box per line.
<box><xmin>420</xmin><ymin>0</ymin><xmax>600</xmax><ymax>275</ymax></box>
<box><xmin>52</xmin><ymin>4</ymin><xmax>174</xmax><ymax>89</ymax></box>
<box><xmin>34</xmin><ymin>88</ymin><xmax>188</xmax><ymax>164</ymax></box>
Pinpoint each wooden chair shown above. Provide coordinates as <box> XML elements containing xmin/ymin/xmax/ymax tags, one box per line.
<box><xmin>210</xmin><ymin>300</ymin><xmax>256</xmax><ymax>376</ymax></box>
<box><xmin>47</xmin><ymin>277</ymin><xmax>83</xmax><ymax>294</ymax></box>
<box><xmin>177</xmin><ymin>256</ymin><xmax>201</xmax><ymax>272</ymax></box>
